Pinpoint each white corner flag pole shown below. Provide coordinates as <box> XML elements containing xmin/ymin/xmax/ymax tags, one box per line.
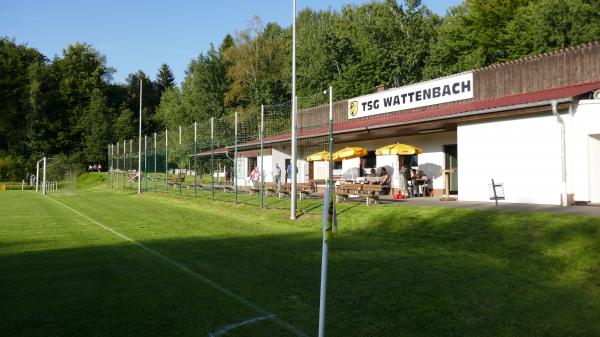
<box><xmin>290</xmin><ymin>0</ymin><xmax>297</xmax><ymax>220</ymax></box>
<box><xmin>317</xmin><ymin>86</ymin><xmax>333</xmax><ymax>337</ymax></box>
<box><xmin>138</xmin><ymin>78</ymin><xmax>142</xmax><ymax>195</ymax></box>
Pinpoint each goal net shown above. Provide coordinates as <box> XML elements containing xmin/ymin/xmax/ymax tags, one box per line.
<box><xmin>36</xmin><ymin>157</ymin><xmax>79</xmax><ymax>195</ymax></box>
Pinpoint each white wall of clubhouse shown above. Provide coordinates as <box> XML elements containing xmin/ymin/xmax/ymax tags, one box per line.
<box><xmin>571</xmin><ymin>100</ymin><xmax>600</xmax><ymax>203</ymax></box>
<box><xmin>458</xmin><ymin>114</ymin><xmax>565</xmax><ymax>205</ymax></box>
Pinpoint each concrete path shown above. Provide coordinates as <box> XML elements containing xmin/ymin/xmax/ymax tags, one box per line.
<box><xmin>379</xmin><ymin>197</ymin><xmax>600</xmax><ymax>217</ymax></box>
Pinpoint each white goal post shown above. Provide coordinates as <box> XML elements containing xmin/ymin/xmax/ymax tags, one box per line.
<box><xmin>35</xmin><ymin>157</ymin><xmax>65</xmax><ymax>195</ymax></box>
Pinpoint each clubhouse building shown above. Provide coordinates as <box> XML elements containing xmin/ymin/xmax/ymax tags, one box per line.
<box><xmin>207</xmin><ymin>41</ymin><xmax>600</xmax><ymax>206</ymax></box>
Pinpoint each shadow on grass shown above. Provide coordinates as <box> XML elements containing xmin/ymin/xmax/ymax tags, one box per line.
<box><xmin>3</xmin><ymin>203</ymin><xmax>600</xmax><ymax>337</ymax></box>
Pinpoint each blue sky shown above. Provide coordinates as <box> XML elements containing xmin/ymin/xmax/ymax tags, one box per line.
<box><xmin>1</xmin><ymin>0</ymin><xmax>461</xmax><ymax>84</ymax></box>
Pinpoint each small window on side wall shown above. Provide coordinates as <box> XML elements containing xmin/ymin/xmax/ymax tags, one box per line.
<box><xmin>403</xmin><ymin>155</ymin><xmax>418</xmax><ymax>167</ymax></box>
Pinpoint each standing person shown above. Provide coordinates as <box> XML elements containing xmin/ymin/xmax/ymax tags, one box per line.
<box><xmin>418</xmin><ymin>170</ymin><xmax>430</xmax><ymax>196</ymax></box>
<box><xmin>249</xmin><ymin>166</ymin><xmax>260</xmax><ymax>187</ymax></box>
<box><xmin>224</xmin><ymin>165</ymin><xmax>231</xmax><ymax>182</ymax></box>
<box><xmin>286</xmin><ymin>162</ymin><xmax>292</xmax><ymax>183</ymax></box>
<box><xmin>272</xmin><ymin>163</ymin><xmax>282</xmax><ymax>188</ymax></box>
<box><xmin>98</xmin><ymin>163</ymin><xmax>102</xmax><ymax>172</ymax></box>
<box><xmin>399</xmin><ymin>160</ymin><xmax>409</xmax><ymax>196</ymax></box>
<box><xmin>409</xmin><ymin>168</ymin><xmax>418</xmax><ymax>197</ymax></box>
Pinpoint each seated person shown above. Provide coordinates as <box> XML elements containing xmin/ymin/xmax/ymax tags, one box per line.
<box><xmin>365</xmin><ymin>168</ymin><xmax>377</xmax><ymax>183</ymax></box>
<box><xmin>379</xmin><ymin>167</ymin><xmax>390</xmax><ymax>186</ymax></box>
<box><xmin>410</xmin><ymin>169</ymin><xmax>417</xmax><ymax>179</ymax></box>
<box><xmin>417</xmin><ymin>170</ymin><xmax>430</xmax><ymax>196</ymax></box>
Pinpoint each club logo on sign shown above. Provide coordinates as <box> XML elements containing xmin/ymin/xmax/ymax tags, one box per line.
<box><xmin>349</xmin><ymin>101</ymin><xmax>359</xmax><ymax>117</ymax></box>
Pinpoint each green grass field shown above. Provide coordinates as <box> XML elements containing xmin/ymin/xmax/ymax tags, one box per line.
<box><xmin>2</xmin><ymin>173</ymin><xmax>600</xmax><ymax>337</ymax></box>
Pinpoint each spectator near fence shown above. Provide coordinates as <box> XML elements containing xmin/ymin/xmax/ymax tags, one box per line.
<box><xmin>249</xmin><ymin>166</ymin><xmax>260</xmax><ymax>187</ymax></box>
<box><xmin>272</xmin><ymin>164</ymin><xmax>281</xmax><ymax>188</ymax></box>
<box><xmin>224</xmin><ymin>165</ymin><xmax>231</xmax><ymax>182</ymax></box>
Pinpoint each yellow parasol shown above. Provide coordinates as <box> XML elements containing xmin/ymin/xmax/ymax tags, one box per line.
<box><xmin>332</xmin><ymin>147</ymin><xmax>368</xmax><ymax>161</ymax></box>
<box><xmin>375</xmin><ymin>143</ymin><xmax>423</xmax><ymax>156</ymax></box>
<box><xmin>306</xmin><ymin>151</ymin><xmax>331</xmax><ymax>162</ymax></box>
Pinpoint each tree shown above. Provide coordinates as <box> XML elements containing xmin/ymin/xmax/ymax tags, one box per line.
<box><xmin>113</xmin><ymin>105</ymin><xmax>136</xmax><ymax>142</ymax></box>
<box><xmin>178</xmin><ymin>35</ymin><xmax>233</xmax><ymax>122</ymax></box>
<box><xmin>156</xmin><ymin>63</ymin><xmax>175</xmax><ymax>92</ymax></box>
<box><xmin>123</xmin><ymin>70</ymin><xmax>161</xmax><ymax>133</ymax></box>
<box><xmin>52</xmin><ymin>43</ymin><xmax>113</xmax><ymax>157</ymax></box>
<box><xmin>0</xmin><ymin>38</ymin><xmax>45</xmax><ymax>156</ymax></box>
<box><xmin>505</xmin><ymin>0</ymin><xmax>600</xmax><ymax>57</ymax></box>
<box><xmin>77</xmin><ymin>91</ymin><xmax>111</xmax><ymax>163</ymax></box>
<box><xmin>156</xmin><ymin>87</ymin><xmax>188</xmax><ymax>131</ymax></box>
<box><xmin>223</xmin><ymin>17</ymin><xmax>288</xmax><ymax>109</ymax></box>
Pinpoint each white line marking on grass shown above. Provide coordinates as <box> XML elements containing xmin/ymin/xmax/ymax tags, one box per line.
<box><xmin>208</xmin><ymin>314</ymin><xmax>274</xmax><ymax>337</ymax></box>
<box><xmin>45</xmin><ymin>196</ymin><xmax>308</xmax><ymax>337</ymax></box>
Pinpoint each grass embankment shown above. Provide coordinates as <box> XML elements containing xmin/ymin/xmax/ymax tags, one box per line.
<box><xmin>1</xmin><ymin>179</ymin><xmax>599</xmax><ymax>337</ymax></box>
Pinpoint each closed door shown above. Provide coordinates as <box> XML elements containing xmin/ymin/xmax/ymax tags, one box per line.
<box><xmin>444</xmin><ymin>144</ymin><xmax>458</xmax><ymax>193</ymax></box>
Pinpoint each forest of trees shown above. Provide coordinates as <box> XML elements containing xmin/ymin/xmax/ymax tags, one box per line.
<box><xmin>1</xmin><ymin>0</ymin><xmax>599</xmax><ymax>180</ymax></box>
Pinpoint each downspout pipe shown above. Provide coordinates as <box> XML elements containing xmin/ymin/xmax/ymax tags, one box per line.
<box><xmin>551</xmin><ymin>100</ymin><xmax>568</xmax><ymax>207</ymax></box>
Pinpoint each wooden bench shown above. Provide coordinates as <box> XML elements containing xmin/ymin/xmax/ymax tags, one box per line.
<box><xmin>128</xmin><ymin>170</ymin><xmax>140</xmax><ymax>183</ymax></box>
<box><xmin>335</xmin><ymin>183</ymin><xmax>383</xmax><ymax>205</ymax></box>
<box><xmin>297</xmin><ymin>182</ymin><xmax>314</xmax><ymax>199</ymax></box>
<box><xmin>278</xmin><ymin>183</ymin><xmax>292</xmax><ymax>198</ymax></box>
<box><xmin>263</xmin><ymin>182</ymin><xmax>279</xmax><ymax>196</ymax></box>
<box><xmin>335</xmin><ymin>184</ymin><xmax>363</xmax><ymax>202</ymax></box>
<box><xmin>359</xmin><ymin>184</ymin><xmax>383</xmax><ymax>205</ymax></box>
<box><xmin>167</xmin><ymin>177</ymin><xmax>180</xmax><ymax>188</ymax></box>
<box><xmin>185</xmin><ymin>182</ymin><xmax>204</xmax><ymax>190</ymax></box>
<box><xmin>215</xmin><ymin>183</ymin><xmax>234</xmax><ymax>192</ymax></box>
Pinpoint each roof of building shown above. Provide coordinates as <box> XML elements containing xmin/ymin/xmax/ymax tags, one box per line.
<box><xmin>194</xmin><ymin>79</ymin><xmax>600</xmax><ymax>157</ymax></box>
<box><xmin>334</xmin><ymin>80</ymin><xmax>600</xmax><ymax>133</ymax></box>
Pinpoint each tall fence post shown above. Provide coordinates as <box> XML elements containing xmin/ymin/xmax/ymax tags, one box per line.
<box><xmin>154</xmin><ymin>132</ymin><xmax>157</xmax><ymax>192</ymax></box>
<box><xmin>123</xmin><ymin>140</ymin><xmax>126</xmax><ymax>190</ymax></box>
<box><xmin>260</xmin><ymin>105</ymin><xmax>265</xmax><ymax>208</ymax></box>
<box><xmin>107</xmin><ymin>144</ymin><xmax>111</xmax><ymax>189</ymax></box>
<box><xmin>179</xmin><ymin>125</ymin><xmax>182</xmax><ymax>196</ymax></box>
<box><xmin>165</xmin><ymin>129</ymin><xmax>168</xmax><ymax>192</ymax></box>
<box><xmin>234</xmin><ymin>111</ymin><xmax>238</xmax><ymax>205</ymax></box>
<box><xmin>291</xmin><ymin>95</ymin><xmax>298</xmax><ymax>219</ymax></box>
<box><xmin>111</xmin><ymin>144</ymin><xmax>114</xmax><ymax>189</ymax></box>
<box><xmin>129</xmin><ymin>139</ymin><xmax>133</xmax><ymax>190</ymax></box>
<box><xmin>116</xmin><ymin>142</ymin><xmax>120</xmax><ymax>189</ymax></box>
<box><xmin>144</xmin><ymin>135</ymin><xmax>148</xmax><ymax>192</ymax></box>
<box><xmin>194</xmin><ymin>122</ymin><xmax>197</xmax><ymax>198</ymax></box>
<box><xmin>211</xmin><ymin>117</ymin><xmax>215</xmax><ymax>201</ymax></box>
<box><xmin>42</xmin><ymin>157</ymin><xmax>46</xmax><ymax>196</ymax></box>
<box><xmin>318</xmin><ymin>85</ymin><xmax>334</xmax><ymax>337</ymax></box>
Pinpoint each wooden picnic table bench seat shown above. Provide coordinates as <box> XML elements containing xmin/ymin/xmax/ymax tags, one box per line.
<box><xmin>335</xmin><ymin>183</ymin><xmax>363</xmax><ymax>202</ymax></box>
<box><xmin>297</xmin><ymin>182</ymin><xmax>314</xmax><ymax>199</ymax></box>
<box><xmin>335</xmin><ymin>183</ymin><xmax>383</xmax><ymax>205</ymax></box>
<box><xmin>215</xmin><ymin>182</ymin><xmax>234</xmax><ymax>192</ymax></box>
<box><xmin>359</xmin><ymin>184</ymin><xmax>383</xmax><ymax>205</ymax></box>
<box><xmin>167</xmin><ymin>177</ymin><xmax>180</xmax><ymax>187</ymax></box>
<box><xmin>263</xmin><ymin>182</ymin><xmax>278</xmax><ymax>194</ymax></box>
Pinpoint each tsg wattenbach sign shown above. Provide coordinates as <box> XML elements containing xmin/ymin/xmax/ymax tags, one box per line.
<box><xmin>348</xmin><ymin>72</ymin><xmax>474</xmax><ymax>119</ymax></box>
